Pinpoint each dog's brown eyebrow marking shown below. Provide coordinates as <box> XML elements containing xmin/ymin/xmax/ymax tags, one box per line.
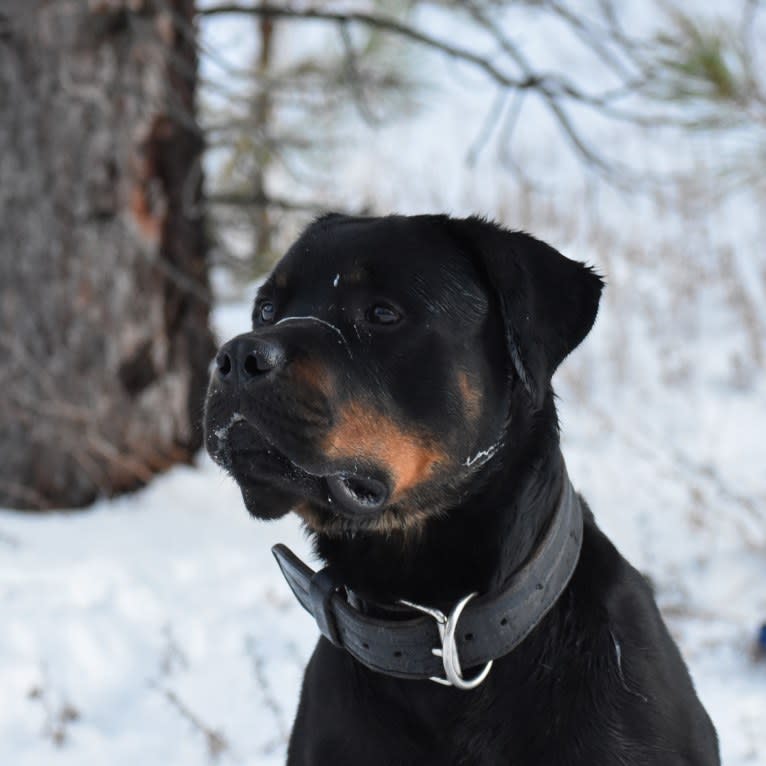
<box><xmin>323</xmin><ymin>401</ymin><xmax>446</xmax><ymax>500</ymax></box>
<box><xmin>274</xmin><ymin>272</ymin><xmax>288</xmax><ymax>288</ymax></box>
<box><xmin>342</xmin><ymin>268</ymin><xmax>366</xmax><ymax>284</ymax></box>
<box><xmin>457</xmin><ymin>370</ymin><xmax>481</xmax><ymax>422</ymax></box>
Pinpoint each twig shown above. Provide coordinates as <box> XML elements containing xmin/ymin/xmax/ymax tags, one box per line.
<box><xmin>592</xmin><ymin>407</ymin><xmax>765</xmax><ymax>545</ymax></box>
<box><xmin>152</xmin><ymin>683</ymin><xmax>231</xmax><ymax>762</ymax></box>
<box><xmin>244</xmin><ymin>635</ymin><xmax>289</xmax><ymax>748</ymax></box>
<box><xmin>207</xmin><ymin>190</ymin><xmax>337</xmax><ymax>213</ymax></box>
<box><xmin>28</xmin><ymin>666</ymin><xmax>81</xmax><ymax>748</ymax></box>
<box><xmin>338</xmin><ymin>21</ymin><xmax>379</xmax><ymax>124</ymax></box>
<box><xmin>466</xmin><ymin>88</ymin><xmax>507</xmax><ymax>166</ymax></box>
<box><xmin>546</xmin><ymin>0</ymin><xmax>639</xmax><ymax>83</ymax></box>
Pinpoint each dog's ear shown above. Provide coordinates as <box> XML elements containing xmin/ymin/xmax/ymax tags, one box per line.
<box><xmin>447</xmin><ymin>216</ymin><xmax>603</xmax><ymax>407</ymax></box>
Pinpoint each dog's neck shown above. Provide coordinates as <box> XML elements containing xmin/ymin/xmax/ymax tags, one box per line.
<box><xmin>313</xmin><ymin>396</ymin><xmax>564</xmax><ymax>607</ymax></box>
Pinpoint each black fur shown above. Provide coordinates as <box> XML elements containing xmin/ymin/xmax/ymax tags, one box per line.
<box><xmin>205</xmin><ymin>214</ymin><xmax>719</xmax><ymax>765</ymax></box>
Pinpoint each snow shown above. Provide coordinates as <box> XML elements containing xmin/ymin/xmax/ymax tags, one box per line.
<box><xmin>464</xmin><ymin>439</ymin><xmax>503</xmax><ymax>469</ymax></box>
<box><xmin>2</xmin><ymin>2</ymin><xmax>765</xmax><ymax>763</ymax></box>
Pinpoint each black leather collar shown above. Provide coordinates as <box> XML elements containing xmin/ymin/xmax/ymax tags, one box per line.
<box><xmin>272</xmin><ymin>472</ymin><xmax>583</xmax><ymax>686</ymax></box>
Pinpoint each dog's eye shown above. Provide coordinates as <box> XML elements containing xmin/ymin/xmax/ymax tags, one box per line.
<box><xmin>366</xmin><ymin>304</ymin><xmax>401</xmax><ymax>325</ymax></box>
<box><xmin>258</xmin><ymin>302</ymin><xmax>275</xmax><ymax>323</ymax></box>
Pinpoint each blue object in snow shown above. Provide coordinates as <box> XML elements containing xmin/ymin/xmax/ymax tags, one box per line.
<box><xmin>751</xmin><ymin>623</ymin><xmax>766</xmax><ymax>661</ymax></box>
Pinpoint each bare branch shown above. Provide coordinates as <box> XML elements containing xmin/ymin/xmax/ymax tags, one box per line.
<box><xmin>198</xmin><ymin>4</ymin><xmax>539</xmax><ymax>91</ymax></box>
<box><xmin>463</xmin><ymin>2</ymin><xmax>642</xmax><ymax>183</ymax></box>
<box><xmin>196</xmin><ymin>1</ymin><xmax>658</xmax><ymax>185</ymax></box>
<box><xmin>338</xmin><ymin>21</ymin><xmax>379</xmax><ymax>124</ymax></box>
<box><xmin>207</xmin><ymin>190</ymin><xmax>341</xmax><ymax>214</ymax></box>
<box><xmin>546</xmin><ymin>0</ymin><xmax>639</xmax><ymax>83</ymax></box>
<box><xmin>496</xmin><ymin>90</ymin><xmax>537</xmax><ymax>186</ymax></box>
<box><xmin>151</xmin><ymin>684</ymin><xmax>230</xmax><ymax>762</ymax></box>
<box><xmin>244</xmin><ymin>635</ymin><xmax>290</xmax><ymax>751</ymax></box>
<box><xmin>467</xmin><ymin>89</ymin><xmax>507</xmax><ymax>166</ymax></box>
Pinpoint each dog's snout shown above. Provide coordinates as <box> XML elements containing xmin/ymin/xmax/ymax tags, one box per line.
<box><xmin>215</xmin><ymin>335</ymin><xmax>285</xmax><ymax>383</ymax></box>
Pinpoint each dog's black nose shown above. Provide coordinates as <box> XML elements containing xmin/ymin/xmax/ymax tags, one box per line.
<box><xmin>215</xmin><ymin>335</ymin><xmax>285</xmax><ymax>383</ymax></box>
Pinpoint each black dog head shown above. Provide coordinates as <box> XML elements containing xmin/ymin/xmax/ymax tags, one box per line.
<box><xmin>204</xmin><ymin>214</ymin><xmax>602</xmax><ymax>536</ymax></box>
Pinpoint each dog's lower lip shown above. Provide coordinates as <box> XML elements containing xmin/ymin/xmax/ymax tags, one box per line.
<box><xmin>326</xmin><ymin>474</ymin><xmax>389</xmax><ymax>515</ymax></box>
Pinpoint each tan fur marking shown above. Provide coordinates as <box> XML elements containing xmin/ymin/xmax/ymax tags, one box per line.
<box><xmin>323</xmin><ymin>401</ymin><xmax>446</xmax><ymax>499</ymax></box>
<box><xmin>343</xmin><ymin>269</ymin><xmax>366</xmax><ymax>285</ymax></box>
<box><xmin>298</xmin><ymin>501</ymin><xmax>439</xmax><ymax>539</ymax></box>
<box><xmin>293</xmin><ymin>501</ymin><xmax>317</xmax><ymax>525</ymax></box>
<box><xmin>457</xmin><ymin>370</ymin><xmax>481</xmax><ymax>422</ymax></box>
<box><xmin>291</xmin><ymin>357</ymin><xmax>332</xmax><ymax>396</ymax></box>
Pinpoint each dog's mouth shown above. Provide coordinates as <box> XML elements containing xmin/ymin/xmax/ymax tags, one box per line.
<box><xmin>219</xmin><ymin>417</ymin><xmax>392</xmax><ymax>518</ymax></box>
<box><xmin>326</xmin><ymin>473</ymin><xmax>389</xmax><ymax>516</ymax></box>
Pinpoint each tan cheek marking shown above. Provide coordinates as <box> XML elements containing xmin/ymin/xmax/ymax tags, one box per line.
<box><xmin>293</xmin><ymin>501</ymin><xmax>320</xmax><ymax>526</ymax></box>
<box><xmin>293</xmin><ymin>498</ymin><xmax>434</xmax><ymax>538</ymax></box>
<box><xmin>323</xmin><ymin>401</ymin><xmax>446</xmax><ymax>499</ymax></box>
<box><xmin>457</xmin><ymin>370</ymin><xmax>482</xmax><ymax>422</ymax></box>
<box><xmin>291</xmin><ymin>358</ymin><xmax>332</xmax><ymax>396</ymax></box>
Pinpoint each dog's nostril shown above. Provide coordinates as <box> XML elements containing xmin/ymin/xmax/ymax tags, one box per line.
<box><xmin>244</xmin><ymin>352</ymin><xmax>259</xmax><ymax>377</ymax></box>
<box><xmin>216</xmin><ymin>352</ymin><xmax>232</xmax><ymax>377</ymax></box>
<box><xmin>242</xmin><ymin>340</ymin><xmax>285</xmax><ymax>378</ymax></box>
<box><xmin>244</xmin><ymin>350</ymin><xmax>271</xmax><ymax>377</ymax></box>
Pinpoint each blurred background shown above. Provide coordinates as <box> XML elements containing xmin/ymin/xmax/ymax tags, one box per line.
<box><xmin>1</xmin><ymin>1</ymin><xmax>764</xmax><ymax>763</ymax></box>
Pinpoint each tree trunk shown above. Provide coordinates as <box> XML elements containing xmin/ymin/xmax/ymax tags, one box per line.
<box><xmin>0</xmin><ymin>1</ymin><xmax>214</xmax><ymax>510</ymax></box>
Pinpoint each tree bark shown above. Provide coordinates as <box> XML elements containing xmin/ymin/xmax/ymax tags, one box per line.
<box><xmin>0</xmin><ymin>0</ymin><xmax>214</xmax><ymax>510</ymax></box>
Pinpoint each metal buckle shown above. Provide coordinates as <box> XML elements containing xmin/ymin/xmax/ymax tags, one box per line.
<box><xmin>398</xmin><ymin>592</ymin><xmax>493</xmax><ymax>690</ymax></box>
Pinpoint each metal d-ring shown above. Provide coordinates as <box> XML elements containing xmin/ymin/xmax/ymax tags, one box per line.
<box><xmin>399</xmin><ymin>592</ymin><xmax>493</xmax><ymax>690</ymax></box>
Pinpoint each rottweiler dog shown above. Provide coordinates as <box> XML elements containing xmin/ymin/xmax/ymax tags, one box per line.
<box><xmin>204</xmin><ymin>214</ymin><xmax>719</xmax><ymax>766</ymax></box>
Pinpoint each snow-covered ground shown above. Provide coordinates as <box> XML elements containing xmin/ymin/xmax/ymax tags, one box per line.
<box><xmin>3</xmin><ymin>3</ymin><xmax>765</xmax><ymax>764</ymax></box>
